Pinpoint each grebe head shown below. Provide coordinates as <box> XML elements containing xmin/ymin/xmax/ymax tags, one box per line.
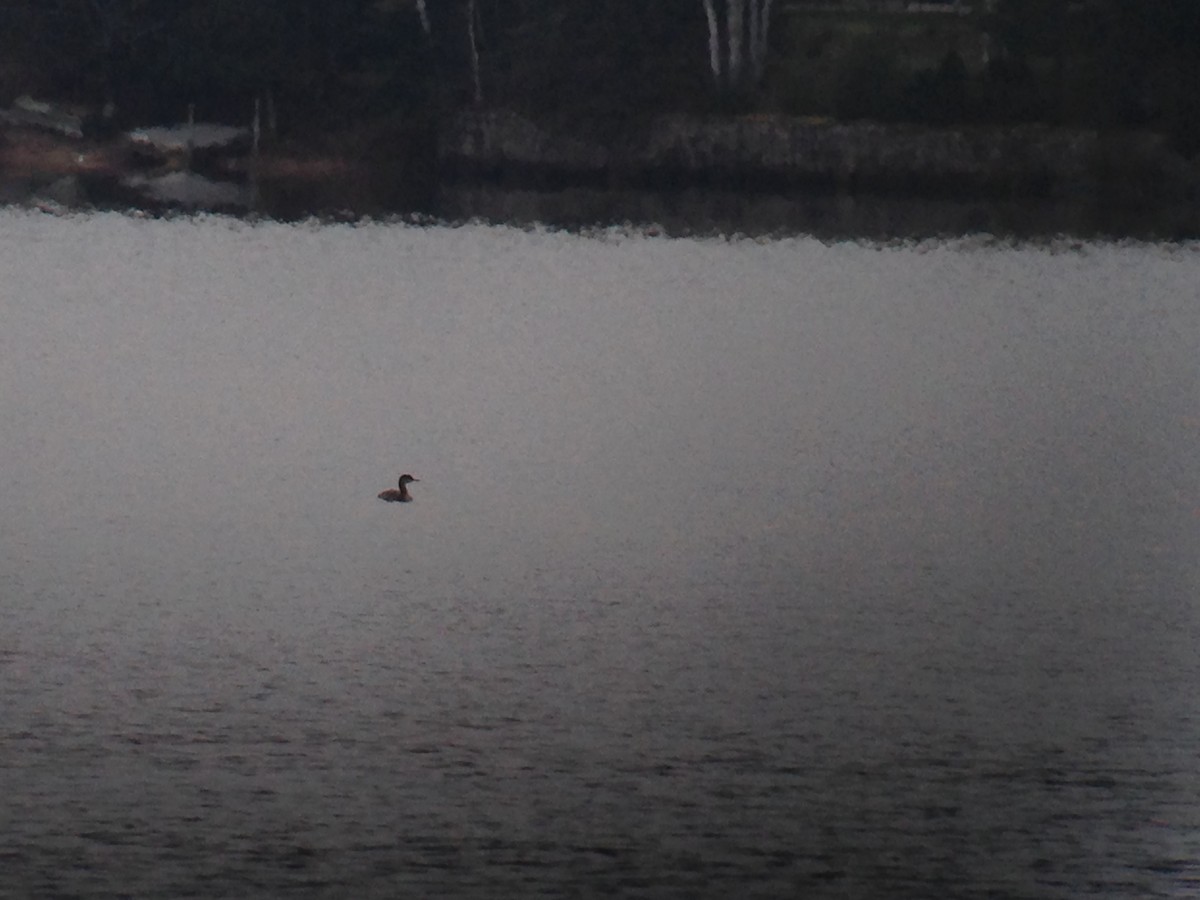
<box><xmin>399</xmin><ymin>474</ymin><xmax>419</xmax><ymax>486</ymax></box>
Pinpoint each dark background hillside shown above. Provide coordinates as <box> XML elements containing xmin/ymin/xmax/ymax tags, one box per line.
<box><xmin>1</xmin><ymin>0</ymin><xmax>1198</xmax><ymax>154</ymax></box>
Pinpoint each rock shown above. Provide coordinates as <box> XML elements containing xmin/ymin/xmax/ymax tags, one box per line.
<box><xmin>0</xmin><ymin>96</ymin><xmax>84</xmax><ymax>139</ymax></box>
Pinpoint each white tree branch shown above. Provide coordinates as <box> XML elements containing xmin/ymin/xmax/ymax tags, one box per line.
<box><xmin>701</xmin><ymin>0</ymin><xmax>722</xmax><ymax>88</ymax></box>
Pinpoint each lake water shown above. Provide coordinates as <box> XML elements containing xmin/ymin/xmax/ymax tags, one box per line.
<box><xmin>1</xmin><ymin>210</ymin><xmax>1198</xmax><ymax>898</ymax></box>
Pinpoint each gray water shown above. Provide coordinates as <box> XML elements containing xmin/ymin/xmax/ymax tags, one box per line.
<box><xmin>2</xmin><ymin>212</ymin><xmax>1198</xmax><ymax>898</ymax></box>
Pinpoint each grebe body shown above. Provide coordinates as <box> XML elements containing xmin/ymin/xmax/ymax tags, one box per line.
<box><xmin>378</xmin><ymin>474</ymin><xmax>419</xmax><ymax>502</ymax></box>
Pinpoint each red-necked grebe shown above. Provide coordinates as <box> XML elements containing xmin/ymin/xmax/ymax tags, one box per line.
<box><xmin>378</xmin><ymin>474</ymin><xmax>419</xmax><ymax>502</ymax></box>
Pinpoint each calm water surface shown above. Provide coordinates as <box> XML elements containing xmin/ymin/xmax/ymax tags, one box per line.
<box><xmin>1</xmin><ymin>212</ymin><xmax>1198</xmax><ymax>898</ymax></box>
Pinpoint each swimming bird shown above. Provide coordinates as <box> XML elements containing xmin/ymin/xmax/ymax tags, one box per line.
<box><xmin>378</xmin><ymin>474</ymin><xmax>419</xmax><ymax>502</ymax></box>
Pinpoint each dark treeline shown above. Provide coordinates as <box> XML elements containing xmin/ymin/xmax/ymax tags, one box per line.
<box><xmin>1</xmin><ymin>0</ymin><xmax>1198</xmax><ymax>153</ymax></box>
<box><xmin>0</xmin><ymin>0</ymin><xmax>704</xmax><ymax>135</ymax></box>
<box><xmin>987</xmin><ymin>0</ymin><xmax>1200</xmax><ymax>151</ymax></box>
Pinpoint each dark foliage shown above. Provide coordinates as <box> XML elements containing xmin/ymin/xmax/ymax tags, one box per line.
<box><xmin>903</xmin><ymin>51</ymin><xmax>969</xmax><ymax>125</ymax></box>
<box><xmin>0</xmin><ymin>0</ymin><xmax>1198</xmax><ymax>154</ymax></box>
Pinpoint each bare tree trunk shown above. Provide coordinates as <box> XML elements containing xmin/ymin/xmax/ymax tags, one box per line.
<box><xmin>467</xmin><ymin>0</ymin><xmax>482</xmax><ymax>104</ymax></box>
<box><xmin>701</xmin><ymin>0</ymin><xmax>722</xmax><ymax>89</ymax></box>
<box><xmin>252</xmin><ymin>95</ymin><xmax>260</xmax><ymax>159</ymax></box>
<box><xmin>265</xmin><ymin>86</ymin><xmax>277</xmax><ymax>137</ymax></box>
<box><xmin>748</xmin><ymin>0</ymin><xmax>759</xmax><ymax>79</ymax></box>
<box><xmin>703</xmin><ymin>0</ymin><xmax>774</xmax><ymax>95</ymax></box>
<box><xmin>726</xmin><ymin>0</ymin><xmax>744</xmax><ymax>88</ymax></box>
<box><xmin>748</xmin><ymin>0</ymin><xmax>774</xmax><ymax>84</ymax></box>
<box><xmin>185</xmin><ymin>101</ymin><xmax>194</xmax><ymax>170</ymax></box>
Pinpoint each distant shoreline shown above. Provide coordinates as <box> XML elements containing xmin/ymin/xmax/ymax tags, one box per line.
<box><xmin>438</xmin><ymin>110</ymin><xmax>1200</xmax><ymax>204</ymax></box>
<box><xmin>3</xmin><ymin>110</ymin><xmax>1199</xmax><ymax>238</ymax></box>
<box><xmin>5</xmin><ymin>108</ymin><xmax>1198</xmax><ymax>201</ymax></box>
